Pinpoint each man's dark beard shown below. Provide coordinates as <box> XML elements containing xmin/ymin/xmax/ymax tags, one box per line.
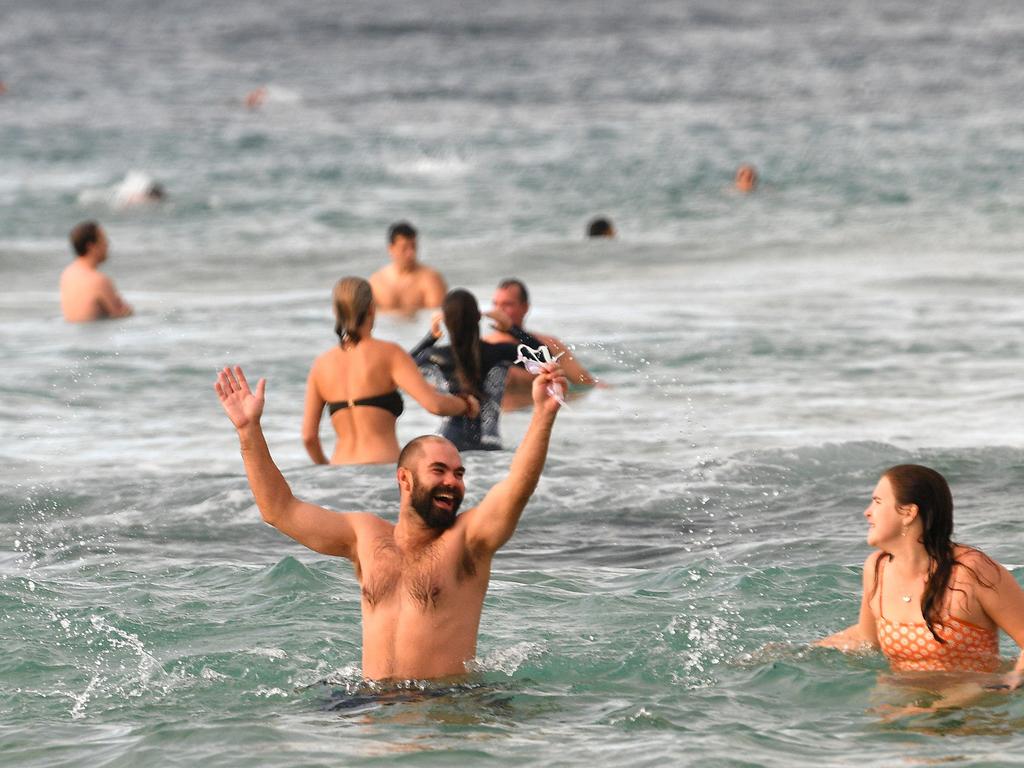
<box><xmin>410</xmin><ymin>477</ymin><xmax>462</xmax><ymax>531</ymax></box>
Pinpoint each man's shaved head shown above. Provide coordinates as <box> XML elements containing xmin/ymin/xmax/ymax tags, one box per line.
<box><xmin>397</xmin><ymin>435</ymin><xmax>464</xmax><ymax>531</ymax></box>
<box><xmin>398</xmin><ymin>435</ymin><xmax>455</xmax><ymax>471</ymax></box>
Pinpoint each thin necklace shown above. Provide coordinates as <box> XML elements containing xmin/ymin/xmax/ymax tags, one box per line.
<box><xmin>901</xmin><ymin>573</ymin><xmax>929</xmax><ymax>603</ymax></box>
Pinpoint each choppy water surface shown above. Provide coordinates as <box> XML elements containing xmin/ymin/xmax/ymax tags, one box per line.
<box><xmin>2</xmin><ymin>0</ymin><xmax>1024</xmax><ymax>765</ymax></box>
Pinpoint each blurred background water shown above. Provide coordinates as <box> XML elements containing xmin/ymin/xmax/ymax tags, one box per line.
<box><xmin>2</xmin><ymin>0</ymin><xmax>1024</xmax><ymax>765</ymax></box>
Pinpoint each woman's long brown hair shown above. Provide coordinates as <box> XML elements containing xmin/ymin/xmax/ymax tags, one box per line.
<box><xmin>442</xmin><ymin>289</ymin><xmax>482</xmax><ymax>398</ymax></box>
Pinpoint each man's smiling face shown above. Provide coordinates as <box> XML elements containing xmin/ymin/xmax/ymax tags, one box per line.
<box><xmin>409</xmin><ymin>441</ymin><xmax>466</xmax><ymax>531</ymax></box>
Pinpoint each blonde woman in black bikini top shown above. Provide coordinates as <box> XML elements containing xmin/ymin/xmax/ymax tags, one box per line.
<box><xmin>302</xmin><ymin>277</ymin><xmax>477</xmax><ymax>465</ymax></box>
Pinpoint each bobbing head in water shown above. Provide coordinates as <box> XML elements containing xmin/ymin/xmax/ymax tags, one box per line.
<box><xmin>587</xmin><ymin>217</ymin><xmax>615</xmax><ymax>238</ymax></box>
<box><xmin>333</xmin><ymin>276</ymin><xmax>375</xmax><ymax>346</ymax></box>
<box><xmin>734</xmin><ymin>164</ymin><xmax>758</xmax><ymax>192</ymax></box>
<box><xmin>397</xmin><ymin>435</ymin><xmax>466</xmax><ymax>531</ymax></box>
<box><xmin>70</xmin><ymin>220</ymin><xmax>109</xmax><ymax>263</ymax></box>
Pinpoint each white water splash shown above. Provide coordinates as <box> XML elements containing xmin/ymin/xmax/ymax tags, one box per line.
<box><xmin>474</xmin><ymin>641</ymin><xmax>547</xmax><ymax>676</ymax></box>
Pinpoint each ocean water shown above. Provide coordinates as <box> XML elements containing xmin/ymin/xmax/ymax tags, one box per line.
<box><xmin>3</xmin><ymin>0</ymin><xmax>1024</xmax><ymax>765</ymax></box>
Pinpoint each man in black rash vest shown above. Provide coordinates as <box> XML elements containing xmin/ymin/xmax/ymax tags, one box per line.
<box><xmin>482</xmin><ymin>278</ymin><xmax>600</xmax><ymax>411</ymax></box>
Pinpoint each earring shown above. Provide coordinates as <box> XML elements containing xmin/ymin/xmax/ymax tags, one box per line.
<box><xmin>900</xmin><ymin>526</ymin><xmax>908</xmax><ymax>538</ymax></box>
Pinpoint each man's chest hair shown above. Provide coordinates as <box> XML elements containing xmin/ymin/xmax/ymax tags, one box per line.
<box><xmin>358</xmin><ymin>534</ymin><xmax>479</xmax><ymax>610</ymax></box>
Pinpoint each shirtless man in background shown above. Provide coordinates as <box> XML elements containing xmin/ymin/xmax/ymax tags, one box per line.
<box><xmin>214</xmin><ymin>361</ymin><xmax>566</xmax><ymax>680</ymax></box>
<box><xmin>60</xmin><ymin>221</ymin><xmax>133</xmax><ymax>323</ymax></box>
<box><xmin>369</xmin><ymin>221</ymin><xmax>447</xmax><ymax>315</ymax></box>
<box><xmin>483</xmin><ymin>278</ymin><xmax>599</xmax><ymax>410</ymax></box>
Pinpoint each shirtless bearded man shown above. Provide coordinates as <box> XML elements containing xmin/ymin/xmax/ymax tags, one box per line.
<box><xmin>214</xmin><ymin>361</ymin><xmax>566</xmax><ymax>680</ymax></box>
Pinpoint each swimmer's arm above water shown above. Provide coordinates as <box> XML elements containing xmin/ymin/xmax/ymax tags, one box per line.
<box><xmin>817</xmin><ymin>552</ymin><xmax>881</xmax><ymax>651</ymax></box>
<box><xmin>389</xmin><ymin>345</ymin><xmax>478</xmax><ymax>417</ymax></box>
<box><xmin>533</xmin><ymin>334</ymin><xmax>598</xmax><ymax>387</ymax></box>
<box><xmin>483</xmin><ymin>309</ymin><xmax>544</xmax><ymax>352</ymax></box>
<box><xmin>409</xmin><ymin>326</ymin><xmax>440</xmax><ymax>362</ymax></box>
<box><xmin>463</xmin><ymin>363</ymin><xmax>567</xmax><ymax>554</ymax></box>
<box><xmin>489</xmin><ymin>310</ymin><xmax>598</xmax><ymax>388</ymax></box>
<box><xmin>301</xmin><ymin>364</ymin><xmax>329</xmax><ymax>465</ymax></box>
<box><xmin>97</xmin><ymin>274</ymin><xmax>133</xmax><ymax>318</ymax></box>
<box><xmin>215</xmin><ymin>366</ymin><xmax>363</xmax><ymax>560</ymax></box>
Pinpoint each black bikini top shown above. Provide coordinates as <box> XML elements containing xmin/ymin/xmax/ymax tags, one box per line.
<box><xmin>326</xmin><ymin>390</ymin><xmax>404</xmax><ymax>418</ymax></box>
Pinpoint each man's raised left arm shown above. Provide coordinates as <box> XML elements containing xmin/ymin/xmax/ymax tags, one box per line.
<box><xmin>463</xmin><ymin>363</ymin><xmax>567</xmax><ymax>554</ymax></box>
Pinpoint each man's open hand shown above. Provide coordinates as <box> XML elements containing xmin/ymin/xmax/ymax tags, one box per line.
<box><xmin>215</xmin><ymin>365</ymin><xmax>266</xmax><ymax>430</ymax></box>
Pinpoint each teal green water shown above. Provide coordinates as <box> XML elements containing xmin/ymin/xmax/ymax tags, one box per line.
<box><xmin>4</xmin><ymin>0</ymin><xmax>1024</xmax><ymax>764</ymax></box>
<box><xmin>4</xmin><ymin>443</ymin><xmax>1024</xmax><ymax>764</ymax></box>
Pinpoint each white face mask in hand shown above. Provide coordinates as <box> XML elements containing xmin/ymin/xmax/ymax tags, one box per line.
<box><xmin>514</xmin><ymin>344</ymin><xmax>566</xmax><ymax>406</ymax></box>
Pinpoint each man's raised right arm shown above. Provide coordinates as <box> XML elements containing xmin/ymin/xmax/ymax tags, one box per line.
<box><xmin>215</xmin><ymin>366</ymin><xmax>363</xmax><ymax>559</ymax></box>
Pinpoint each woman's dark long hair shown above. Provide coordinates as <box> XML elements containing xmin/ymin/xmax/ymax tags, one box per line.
<box><xmin>333</xmin><ymin>276</ymin><xmax>373</xmax><ymax>346</ymax></box>
<box><xmin>442</xmin><ymin>289</ymin><xmax>482</xmax><ymax>398</ymax></box>
<box><xmin>872</xmin><ymin>464</ymin><xmax>993</xmax><ymax>642</ymax></box>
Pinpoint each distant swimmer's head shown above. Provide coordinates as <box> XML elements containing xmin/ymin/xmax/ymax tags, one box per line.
<box><xmin>734</xmin><ymin>164</ymin><xmax>758</xmax><ymax>193</ymax></box>
<box><xmin>587</xmin><ymin>217</ymin><xmax>615</xmax><ymax>238</ymax></box>
<box><xmin>873</xmin><ymin>465</ymin><xmax>952</xmax><ymax>551</ymax></box>
<box><xmin>397</xmin><ymin>435</ymin><xmax>465</xmax><ymax>531</ymax></box>
<box><xmin>493</xmin><ymin>278</ymin><xmax>530</xmax><ymax>328</ymax></box>
<box><xmin>443</xmin><ymin>289</ymin><xmax>483</xmax><ymax>396</ymax></box>
<box><xmin>245</xmin><ymin>86</ymin><xmax>267</xmax><ymax>109</ymax></box>
<box><xmin>146</xmin><ymin>182</ymin><xmax>166</xmax><ymax>201</ymax></box>
<box><xmin>333</xmin><ymin>276</ymin><xmax>375</xmax><ymax>347</ymax></box>
<box><xmin>387</xmin><ymin>221</ymin><xmax>418</xmax><ymax>269</ymax></box>
<box><xmin>69</xmin><ymin>220</ymin><xmax>108</xmax><ymax>263</ymax></box>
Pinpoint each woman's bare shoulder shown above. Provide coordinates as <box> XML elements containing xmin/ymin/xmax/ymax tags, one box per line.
<box><xmin>313</xmin><ymin>346</ymin><xmax>341</xmax><ymax>364</ymax></box>
<box><xmin>954</xmin><ymin>545</ymin><xmax>1004</xmax><ymax>583</ymax></box>
<box><xmin>860</xmin><ymin>550</ymin><xmax>886</xmax><ymax>591</ymax></box>
<box><xmin>863</xmin><ymin>550</ymin><xmax>886</xmax><ymax>570</ymax></box>
<box><xmin>310</xmin><ymin>346</ymin><xmax>345</xmax><ymax>376</ymax></box>
<box><xmin>369</xmin><ymin>337</ymin><xmax>402</xmax><ymax>351</ymax></box>
<box><xmin>370</xmin><ymin>338</ymin><xmax>411</xmax><ymax>362</ymax></box>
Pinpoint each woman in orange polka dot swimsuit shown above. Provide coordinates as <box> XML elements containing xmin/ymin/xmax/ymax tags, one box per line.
<box><xmin>819</xmin><ymin>464</ymin><xmax>1024</xmax><ymax>687</ymax></box>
